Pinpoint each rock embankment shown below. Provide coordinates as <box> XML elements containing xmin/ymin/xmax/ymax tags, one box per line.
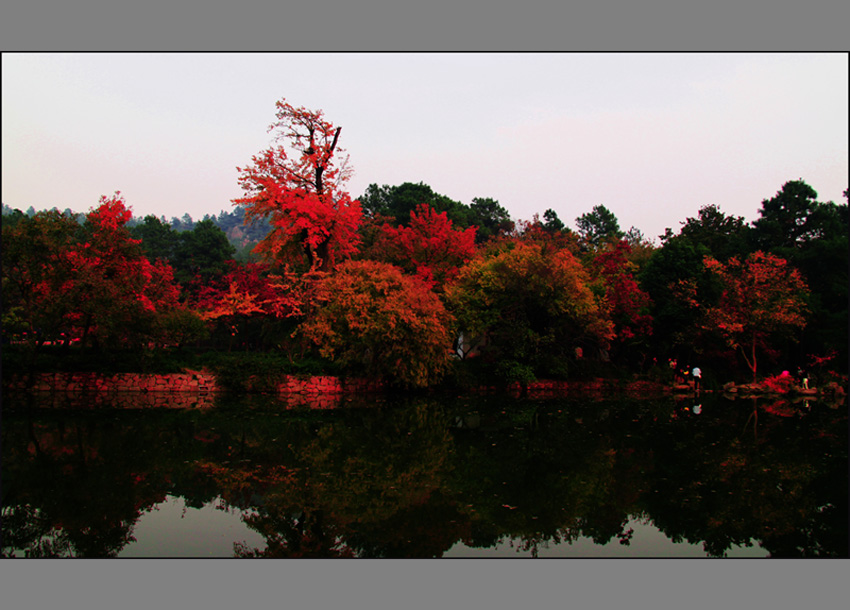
<box><xmin>3</xmin><ymin>370</ymin><xmax>385</xmax><ymax>402</ymax></box>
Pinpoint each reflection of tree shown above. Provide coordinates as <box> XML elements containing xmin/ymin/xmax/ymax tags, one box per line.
<box><xmin>445</xmin><ymin>399</ymin><xmax>648</xmax><ymax>556</ymax></box>
<box><xmin>642</xmin><ymin>398</ymin><xmax>847</xmax><ymax>557</ymax></box>
<box><xmin>3</xmin><ymin>393</ymin><xmax>844</xmax><ymax>559</ymax></box>
<box><xmin>1</xmin><ymin>416</ymin><xmax>166</xmax><ymax>557</ymax></box>
<box><xmin>200</xmin><ymin>400</ymin><xmax>458</xmax><ymax>557</ymax></box>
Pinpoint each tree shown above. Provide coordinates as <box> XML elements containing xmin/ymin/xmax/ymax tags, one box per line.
<box><xmin>235</xmin><ymin>99</ymin><xmax>362</xmax><ymax>271</ymax></box>
<box><xmin>587</xmin><ymin>241</ymin><xmax>653</xmax><ymax>356</ymax></box>
<box><xmin>677</xmin><ymin>204</ymin><xmax>749</xmax><ymax>262</ymax></box>
<box><xmin>469</xmin><ymin>197</ymin><xmax>514</xmax><ymax>243</ymax></box>
<box><xmin>299</xmin><ymin>260</ymin><xmax>453</xmax><ymax>388</ymax></box>
<box><xmin>172</xmin><ymin>219</ymin><xmax>236</xmax><ymax>286</ymax></box>
<box><xmin>446</xmin><ymin>242</ymin><xmax>613</xmax><ymax>381</ymax></box>
<box><xmin>193</xmin><ymin>261</ymin><xmax>307</xmax><ymax>351</ymax></box>
<box><xmin>750</xmin><ymin>181</ymin><xmax>848</xmax><ymax>369</ymax></box>
<box><xmin>542</xmin><ymin>209</ymin><xmax>566</xmax><ymax>233</ymax></box>
<box><xmin>370</xmin><ymin>204</ymin><xmax>477</xmax><ymax>290</ymax></box>
<box><xmin>639</xmin><ymin>224</ymin><xmax>724</xmax><ymax>359</ymax></box>
<box><xmin>357</xmin><ymin>182</ymin><xmax>474</xmax><ymax>230</ymax></box>
<box><xmin>751</xmin><ymin>180</ymin><xmax>826</xmax><ymax>250</ymax></box>
<box><xmin>700</xmin><ymin>251</ymin><xmax>809</xmax><ymax>382</ymax></box>
<box><xmin>621</xmin><ymin>226</ymin><xmax>657</xmax><ymax>273</ymax></box>
<box><xmin>1</xmin><ymin>209</ymin><xmax>83</xmax><ymax>349</ymax></box>
<box><xmin>575</xmin><ymin>205</ymin><xmax>623</xmax><ymax>248</ymax></box>
<box><xmin>130</xmin><ymin>215</ymin><xmax>179</xmax><ymax>264</ymax></box>
<box><xmin>70</xmin><ymin>193</ymin><xmax>183</xmax><ymax>349</ymax></box>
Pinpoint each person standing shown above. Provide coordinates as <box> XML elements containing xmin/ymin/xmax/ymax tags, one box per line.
<box><xmin>692</xmin><ymin>366</ymin><xmax>702</xmax><ymax>393</ymax></box>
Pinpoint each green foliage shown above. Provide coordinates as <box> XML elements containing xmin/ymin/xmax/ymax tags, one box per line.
<box><xmin>469</xmin><ymin>197</ymin><xmax>514</xmax><ymax>243</ymax></box>
<box><xmin>172</xmin><ymin>219</ymin><xmax>236</xmax><ymax>286</ymax></box>
<box><xmin>130</xmin><ymin>215</ymin><xmax>178</xmax><ymax>263</ymax></box>
<box><xmin>542</xmin><ymin>209</ymin><xmax>566</xmax><ymax>233</ymax></box>
<box><xmin>638</xmin><ymin>230</ymin><xmax>718</xmax><ymax>356</ymax></box>
<box><xmin>575</xmin><ymin>204</ymin><xmax>623</xmax><ymax>248</ymax></box>
<box><xmin>495</xmin><ymin>360</ymin><xmax>536</xmax><ymax>384</ymax></box>
<box><xmin>152</xmin><ymin>308</ymin><xmax>209</xmax><ymax>348</ymax></box>
<box><xmin>677</xmin><ymin>204</ymin><xmax>750</xmax><ymax>262</ymax></box>
<box><xmin>447</xmin><ymin>241</ymin><xmax>613</xmax><ymax>380</ymax></box>
<box><xmin>749</xmin><ymin>183</ymin><xmax>848</xmax><ymax>369</ymax></box>
<box><xmin>358</xmin><ymin>182</ymin><xmax>474</xmax><ymax>230</ymax></box>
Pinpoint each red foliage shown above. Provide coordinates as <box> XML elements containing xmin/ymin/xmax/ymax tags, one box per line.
<box><xmin>234</xmin><ymin>99</ymin><xmax>362</xmax><ymax>271</ymax></box>
<box><xmin>761</xmin><ymin>373</ymin><xmax>797</xmax><ymax>394</ymax></box>
<box><xmin>702</xmin><ymin>251</ymin><xmax>810</xmax><ymax>381</ymax></box>
<box><xmin>193</xmin><ymin>261</ymin><xmax>309</xmax><ymax>322</ymax></box>
<box><xmin>371</xmin><ymin>204</ymin><xmax>477</xmax><ymax>289</ymax></box>
<box><xmin>63</xmin><ymin>193</ymin><xmax>183</xmax><ymax>346</ymax></box>
<box><xmin>587</xmin><ymin>241</ymin><xmax>653</xmax><ymax>344</ymax></box>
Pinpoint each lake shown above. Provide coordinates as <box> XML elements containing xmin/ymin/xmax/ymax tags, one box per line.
<box><xmin>2</xmin><ymin>389</ymin><xmax>846</xmax><ymax>558</ymax></box>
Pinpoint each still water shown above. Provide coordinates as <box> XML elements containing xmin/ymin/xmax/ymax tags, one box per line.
<box><xmin>2</xmin><ymin>389</ymin><xmax>846</xmax><ymax>558</ymax></box>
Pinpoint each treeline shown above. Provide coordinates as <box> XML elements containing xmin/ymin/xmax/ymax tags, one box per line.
<box><xmin>3</xmin><ymin>97</ymin><xmax>846</xmax><ymax>390</ymax></box>
<box><xmin>2</xmin><ymin>202</ymin><xmax>273</xmax><ymax>264</ymax></box>
<box><xmin>3</xmin><ymin>179</ymin><xmax>846</xmax><ymax>390</ymax></box>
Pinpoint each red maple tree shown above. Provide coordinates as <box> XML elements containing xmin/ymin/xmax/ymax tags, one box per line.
<box><xmin>371</xmin><ymin>203</ymin><xmax>477</xmax><ymax>289</ymax></box>
<box><xmin>587</xmin><ymin>240</ymin><xmax>653</xmax><ymax>345</ymax></box>
<box><xmin>234</xmin><ymin>99</ymin><xmax>362</xmax><ymax>272</ymax></box>
<box><xmin>67</xmin><ymin>193</ymin><xmax>183</xmax><ymax>348</ymax></box>
<box><xmin>701</xmin><ymin>251</ymin><xmax>809</xmax><ymax>382</ymax></box>
<box><xmin>193</xmin><ymin>261</ymin><xmax>308</xmax><ymax>322</ymax></box>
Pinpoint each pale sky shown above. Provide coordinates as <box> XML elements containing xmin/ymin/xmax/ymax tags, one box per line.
<box><xmin>2</xmin><ymin>53</ymin><xmax>847</xmax><ymax>242</ymax></box>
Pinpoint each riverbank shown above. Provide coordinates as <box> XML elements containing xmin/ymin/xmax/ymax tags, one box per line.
<box><xmin>4</xmin><ymin>370</ymin><xmax>846</xmax><ymax>405</ymax></box>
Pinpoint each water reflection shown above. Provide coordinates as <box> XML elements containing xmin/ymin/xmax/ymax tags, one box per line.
<box><xmin>2</xmin><ymin>390</ymin><xmax>846</xmax><ymax>558</ymax></box>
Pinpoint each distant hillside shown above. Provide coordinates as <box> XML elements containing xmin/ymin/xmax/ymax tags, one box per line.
<box><xmin>2</xmin><ymin>203</ymin><xmax>273</xmax><ymax>262</ymax></box>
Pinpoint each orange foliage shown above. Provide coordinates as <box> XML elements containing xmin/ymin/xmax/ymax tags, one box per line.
<box><xmin>300</xmin><ymin>260</ymin><xmax>453</xmax><ymax>387</ymax></box>
<box><xmin>702</xmin><ymin>251</ymin><xmax>809</xmax><ymax>381</ymax></box>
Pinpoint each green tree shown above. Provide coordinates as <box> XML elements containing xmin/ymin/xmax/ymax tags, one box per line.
<box><xmin>130</xmin><ymin>214</ymin><xmax>179</xmax><ymax>264</ymax></box>
<box><xmin>446</xmin><ymin>242</ymin><xmax>613</xmax><ymax>381</ymax></box>
<box><xmin>678</xmin><ymin>204</ymin><xmax>750</xmax><ymax>262</ymax></box>
<box><xmin>469</xmin><ymin>197</ymin><xmax>514</xmax><ymax>243</ymax></box>
<box><xmin>750</xmin><ymin>181</ymin><xmax>848</xmax><ymax>369</ymax></box>
<box><xmin>751</xmin><ymin>180</ymin><xmax>827</xmax><ymax>250</ymax></box>
<box><xmin>638</xmin><ymin>234</ymin><xmax>715</xmax><ymax>359</ymax></box>
<box><xmin>172</xmin><ymin>219</ymin><xmax>236</xmax><ymax>286</ymax></box>
<box><xmin>575</xmin><ymin>205</ymin><xmax>623</xmax><ymax>248</ymax></box>
<box><xmin>358</xmin><ymin>182</ymin><xmax>473</xmax><ymax>230</ymax></box>
<box><xmin>542</xmin><ymin>209</ymin><xmax>566</xmax><ymax>233</ymax></box>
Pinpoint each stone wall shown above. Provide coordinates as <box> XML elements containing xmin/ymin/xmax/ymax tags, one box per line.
<box><xmin>3</xmin><ymin>370</ymin><xmax>385</xmax><ymax>400</ymax></box>
<box><xmin>473</xmin><ymin>378</ymin><xmax>668</xmax><ymax>396</ymax></box>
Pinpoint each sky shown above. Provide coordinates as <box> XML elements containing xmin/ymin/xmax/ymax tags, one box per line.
<box><xmin>2</xmin><ymin>52</ymin><xmax>847</xmax><ymax>242</ymax></box>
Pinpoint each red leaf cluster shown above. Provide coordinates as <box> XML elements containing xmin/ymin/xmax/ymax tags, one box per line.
<box><xmin>371</xmin><ymin>204</ymin><xmax>477</xmax><ymax>289</ymax></box>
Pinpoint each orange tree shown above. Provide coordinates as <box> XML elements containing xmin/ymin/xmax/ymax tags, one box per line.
<box><xmin>299</xmin><ymin>260</ymin><xmax>453</xmax><ymax>388</ymax></box>
<box><xmin>234</xmin><ymin>99</ymin><xmax>362</xmax><ymax>272</ymax></box>
<box><xmin>445</xmin><ymin>241</ymin><xmax>613</xmax><ymax>382</ymax></box>
<box><xmin>700</xmin><ymin>251</ymin><xmax>809</xmax><ymax>382</ymax></box>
